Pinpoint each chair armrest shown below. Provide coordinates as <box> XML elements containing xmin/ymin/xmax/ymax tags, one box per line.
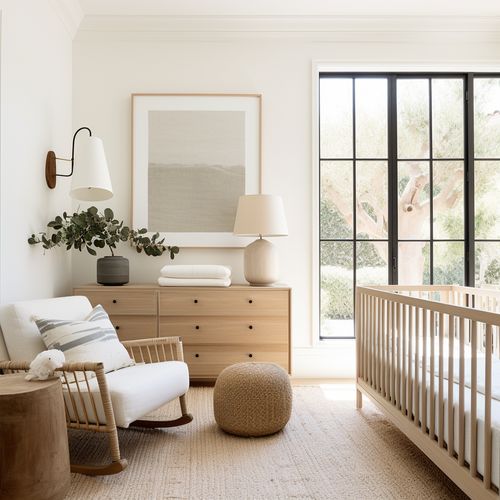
<box><xmin>121</xmin><ymin>336</ymin><xmax>185</xmax><ymax>363</ymax></box>
<box><xmin>0</xmin><ymin>360</ymin><xmax>118</xmax><ymax>432</ymax></box>
<box><xmin>0</xmin><ymin>360</ymin><xmax>104</xmax><ymax>374</ymax></box>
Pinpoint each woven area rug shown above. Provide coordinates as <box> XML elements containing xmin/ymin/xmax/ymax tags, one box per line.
<box><xmin>66</xmin><ymin>385</ymin><xmax>467</xmax><ymax>499</ymax></box>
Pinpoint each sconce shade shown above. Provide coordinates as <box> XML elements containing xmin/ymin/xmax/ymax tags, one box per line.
<box><xmin>233</xmin><ymin>194</ymin><xmax>288</xmax><ymax>237</ymax></box>
<box><xmin>69</xmin><ymin>136</ymin><xmax>113</xmax><ymax>201</ymax></box>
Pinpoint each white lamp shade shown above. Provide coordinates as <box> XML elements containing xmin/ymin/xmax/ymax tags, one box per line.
<box><xmin>69</xmin><ymin>136</ymin><xmax>113</xmax><ymax>201</ymax></box>
<box><xmin>233</xmin><ymin>194</ymin><xmax>288</xmax><ymax>237</ymax></box>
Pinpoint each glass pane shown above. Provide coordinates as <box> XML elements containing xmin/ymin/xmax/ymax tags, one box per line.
<box><xmin>432</xmin><ymin>79</ymin><xmax>464</xmax><ymax>159</ymax></box>
<box><xmin>398</xmin><ymin>242</ymin><xmax>430</xmax><ymax>285</ymax></box>
<box><xmin>475</xmin><ymin>161</ymin><xmax>500</xmax><ymax>240</ymax></box>
<box><xmin>397</xmin><ymin>79</ymin><xmax>430</xmax><ymax>159</ymax></box>
<box><xmin>320</xmin><ymin>161</ymin><xmax>353</xmax><ymax>239</ymax></box>
<box><xmin>433</xmin><ymin>242</ymin><xmax>464</xmax><ymax>285</ymax></box>
<box><xmin>475</xmin><ymin>242</ymin><xmax>500</xmax><ymax>287</ymax></box>
<box><xmin>355</xmin><ymin>78</ymin><xmax>388</xmax><ymax>158</ymax></box>
<box><xmin>474</xmin><ymin>78</ymin><xmax>500</xmax><ymax>158</ymax></box>
<box><xmin>320</xmin><ymin>241</ymin><xmax>354</xmax><ymax>338</ymax></box>
<box><xmin>398</xmin><ymin>161</ymin><xmax>430</xmax><ymax>239</ymax></box>
<box><xmin>320</xmin><ymin>78</ymin><xmax>353</xmax><ymax>158</ymax></box>
<box><xmin>357</xmin><ymin>241</ymin><xmax>388</xmax><ymax>285</ymax></box>
<box><xmin>356</xmin><ymin>161</ymin><xmax>388</xmax><ymax>239</ymax></box>
<box><xmin>433</xmin><ymin>161</ymin><xmax>464</xmax><ymax>239</ymax></box>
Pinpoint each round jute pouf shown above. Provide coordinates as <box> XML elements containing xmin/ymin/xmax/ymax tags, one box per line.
<box><xmin>213</xmin><ymin>362</ymin><xmax>292</xmax><ymax>437</ymax></box>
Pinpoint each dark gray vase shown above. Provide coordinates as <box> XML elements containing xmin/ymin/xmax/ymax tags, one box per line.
<box><xmin>97</xmin><ymin>256</ymin><xmax>129</xmax><ymax>286</ymax></box>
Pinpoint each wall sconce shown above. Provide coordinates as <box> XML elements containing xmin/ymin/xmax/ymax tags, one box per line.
<box><xmin>45</xmin><ymin>127</ymin><xmax>113</xmax><ymax>201</ymax></box>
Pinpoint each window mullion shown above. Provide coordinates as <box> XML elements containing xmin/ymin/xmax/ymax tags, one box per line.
<box><xmin>387</xmin><ymin>76</ymin><xmax>399</xmax><ymax>284</ymax></box>
<box><xmin>465</xmin><ymin>73</ymin><xmax>475</xmax><ymax>287</ymax></box>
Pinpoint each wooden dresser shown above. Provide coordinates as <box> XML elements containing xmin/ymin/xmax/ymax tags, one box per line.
<box><xmin>73</xmin><ymin>284</ymin><xmax>291</xmax><ymax>381</ymax></box>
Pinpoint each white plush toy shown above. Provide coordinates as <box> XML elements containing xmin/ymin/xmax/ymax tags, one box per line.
<box><xmin>25</xmin><ymin>349</ymin><xmax>65</xmax><ymax>381</ymax></box>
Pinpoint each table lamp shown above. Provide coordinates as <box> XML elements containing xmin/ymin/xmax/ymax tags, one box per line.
<box><xmin>233</xmin><ymin>194</ymin><xmax>288</xmax><ymax>286</ymax></box>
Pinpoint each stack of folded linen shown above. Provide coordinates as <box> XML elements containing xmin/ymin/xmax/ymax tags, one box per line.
<box><xmin>158</xmin><ymin>265</ymin><xmax>231</xmax><ymax>287</ymax></box>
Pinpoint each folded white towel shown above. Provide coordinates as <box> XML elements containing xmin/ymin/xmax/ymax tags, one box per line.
<box><xmin>158</xmin><ymin>277</ymin><xmax>231</xmax><ymax>287</ymax></box>
<box><xmin>160</xmin><ymin>264</ymin><xmax>231</xmax><ymax>280</ymax></box>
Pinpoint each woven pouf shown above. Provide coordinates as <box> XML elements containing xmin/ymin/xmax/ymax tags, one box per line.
<box><xmin>213</xmin><ymin>362</ymin><xmax>292</xmax><ymax>437</ymax></box>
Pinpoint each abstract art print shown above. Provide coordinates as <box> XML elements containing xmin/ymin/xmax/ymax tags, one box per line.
<box><xmin>132</xmin><ymin>94</ymin><xmax>261</xmax><ymax>247</ymax></box>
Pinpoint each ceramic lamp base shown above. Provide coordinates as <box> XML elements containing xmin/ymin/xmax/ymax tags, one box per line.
<box><xmin>244</xmin><ymin>238</ymin><xmax>279</xmax><ymax>286</ymax></box>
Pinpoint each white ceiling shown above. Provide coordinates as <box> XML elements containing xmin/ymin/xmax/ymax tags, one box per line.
<box><xmin>77</xmin><ymin>0</ymin><xmax>500</xmax><ymax>17</ymax></box>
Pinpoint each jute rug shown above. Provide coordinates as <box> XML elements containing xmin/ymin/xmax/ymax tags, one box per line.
<box><xmin>66</xmin><ymin>386</ymin><xmax>467</xmax><ymax>499</ymax></box>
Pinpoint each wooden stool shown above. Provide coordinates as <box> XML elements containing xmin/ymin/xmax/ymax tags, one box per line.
<box><xmin>0</xmin><ymin>374</ymin><xmax>71</xmax><ymax>500</ymax></box>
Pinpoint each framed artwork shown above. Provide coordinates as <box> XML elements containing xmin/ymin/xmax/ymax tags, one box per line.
<box><xmin>132</xmin><ymin>93</ymin><xmax>261</xmax><ymax>247</ymax></box>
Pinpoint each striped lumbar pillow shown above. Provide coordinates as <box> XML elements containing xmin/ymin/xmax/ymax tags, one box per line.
<box><xmin>34</xmin><ymin>305</ymin><xmax>134</xmax><ymax>375</ymax></box>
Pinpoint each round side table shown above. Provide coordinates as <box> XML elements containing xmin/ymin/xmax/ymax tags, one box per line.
<box><xmin>0</xmin><ymin>373</ymin><xmax>71</xmax><ymax>500</ymax></box>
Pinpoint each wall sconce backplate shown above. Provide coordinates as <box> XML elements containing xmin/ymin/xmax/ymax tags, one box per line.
<box><xmin>45</xmin><ymin>151</ymin><xmax>57</xmax><ymax>189</ymax></box>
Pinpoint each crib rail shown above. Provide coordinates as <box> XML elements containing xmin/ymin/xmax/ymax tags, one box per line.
<box><xmin>356</xmin><ymin>285</ymin><xmax>500</xmax><ymax>499</ymax></box>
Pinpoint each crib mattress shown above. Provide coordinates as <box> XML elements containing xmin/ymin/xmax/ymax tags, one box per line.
<box><xmin>410</xmin><ymin>372</ymin><xmax>500</xmax><ymax>488</ymax></box>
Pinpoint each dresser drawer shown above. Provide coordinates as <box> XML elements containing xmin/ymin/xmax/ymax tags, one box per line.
<box><xmin>160</xmin><ymin>289</ymin><xmax>289</xmax><ymax>317</ymax></box>
<box><xmin>75</xmin><ymin>289</ymin><xmax>157</xmax><ymax>315</ymax></box>
<box><xmin>110</xmin><ymin>315</ymin><xmax>157</xmax><ymax>341</ymax></box>
<box><xmin>183</xmin><ymin>345</ymin><xmax>289</xmax><ymax>378</ymax></box>
<box><xmin>161</xmin><ymin>316</ymin><xmax>288</xmax><ymax>345</ymax></box>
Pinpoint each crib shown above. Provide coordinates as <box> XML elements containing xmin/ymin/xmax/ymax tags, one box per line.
<box><xmin>356</xmin><ymin>285</ymin><xmax>500</xmax><ymax>499</ymax></box>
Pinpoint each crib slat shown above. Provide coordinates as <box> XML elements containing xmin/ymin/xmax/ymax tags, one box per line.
<box><xmin>391</xmin><ymin>301</ymin><xmax>396</xmax><ymax>404</ymax></box>
<box><xmin>421</xmin><ymin>308</ymin><xmax>427</xmax><ymax>434</ymax></box>
<box><xmin>375</xmin><ymin>297</ymin><xmax>380</xmax><ymax>392</ymax></box>
<box><xmin>484</xmin><ymin>324</ymin><xmax>492</xmax><ymax>489</ymax></box>
<box><xmin>367</xmin><ymin>296</ymin><xmax>371</xmax><ymax>386</ymax></box>
<box><xmin>396</xmin><ymin>303</ymin><xmax>402</xmax><ymax>410</ymax></box>
<box><xmin>430</xmin><ymin>311</ymin><xmax>436</xmax><ymax>440</ymax></box>
<box><xmin>414</xmin><ymin>307</ymin><xmax>420</xmax><ymax>427</ymax></box>
<box><xmin>408</xmin><ymin>306</ymin><xmax>414</xmax><ymax>421</ymax></box>
<box><xmin>438</xmin><ymin>312</ymin><xmax>444</xmax><ymax>448</ymax></box>
<box><xmin>384</xmin><ymin>301</ymin><xmax>391</xmax><ymax>401</ymax></box>
<box><xmin>370</xmin><ymin>295</ymin><xmax>375</xmax><ymax>387</ymax></box>
<box><xmin>378</xmin><ymin>297</ymin><xmax>383</xmax><ymax>395</ymax></box>
<box><xmin>363</xmin><ymin>294</ymin><xmax>368</xmax><ymax>382</ymax></box>
<box><xmin>458</xmin><ymin>317</ymin><xmax>465</xmax><ymax>466</ymax></box>
<box><xmin>447</xmin><ymin>315</ymin><xmax>454</xmax><ymax>457</ymax></box>
<box><xmin>470</xmin><ymin>321</ymin><xmax>478</xmax><ymax>477</ymax></box>
<box><xmin>402</xmin><ymin>304</ymin><xmax>407</xmax><ymax>416</ymax></box>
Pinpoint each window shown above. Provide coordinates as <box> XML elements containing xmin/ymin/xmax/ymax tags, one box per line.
<box><xmin>319</xmin><ymin>73</ymin><xmax>500</xmax><ymax>339</ymax></box>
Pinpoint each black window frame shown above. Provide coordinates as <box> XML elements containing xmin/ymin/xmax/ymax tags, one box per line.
<box><xmin>318</xmin><ymin>71</ymin><xmax>500</xmax><ymax>340</ymax></box>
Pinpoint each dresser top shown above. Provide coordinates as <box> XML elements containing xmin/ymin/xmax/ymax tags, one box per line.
<box><xmin>74</xmin><ymin>283</ymin><xmax>291</xmax><ymax>291</ymax></box>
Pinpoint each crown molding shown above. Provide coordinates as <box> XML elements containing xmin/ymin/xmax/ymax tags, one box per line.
<box><xmin>74</xmin><ymin>14</ymin><xmax>500</xmax><ymax>43</ymax></box>
<box><xmin>50</xmin><ymin>0</ymin><xmax>84</xmax><ymax>38</ymax></box>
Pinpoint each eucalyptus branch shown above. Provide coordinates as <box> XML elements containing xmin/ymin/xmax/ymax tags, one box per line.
<box><xmin>28</xmin><ymin>207</ymin><xmax>179</xmax><ymax>259</ymax></box>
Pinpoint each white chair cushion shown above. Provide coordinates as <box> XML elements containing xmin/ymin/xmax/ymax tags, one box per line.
<box><xmin>64</xmin><ymin>361</ymin><xmax>190</xmax><ymax>428</ymax></box>
<box><xmin>35</xmin><ymin>305</ymin><xmax>134</xmax><ymax>375</ymax></box>
<box><xmin>0</xmin><ymin>296</ymin><xmax>93</xmax><ymax>361</ymax></box>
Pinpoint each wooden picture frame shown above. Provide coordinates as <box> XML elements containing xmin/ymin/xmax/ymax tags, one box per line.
<box><xmin>132</xmin><ymin>93</ymin><xmax>261</xmax><ymax>247</ymax></box>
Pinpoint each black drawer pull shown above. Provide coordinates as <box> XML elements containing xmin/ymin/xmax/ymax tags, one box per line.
<box><xmin>248</xmin><ymin>353</ymin><xmax>253</xmax><ymax>358</ymax></box>
<box><xmin>195</xmin><ymin>325</ymin><xmax>200</xmax><ymax>330</ymax></box>
<box><xmin>248</xmin><ymin>299</ymin><xmax>253</xmax><ymax>304</ymax></box>
<box><xmin>195</xmin><ymin>353</ymin><xmax>200</xmax><ymax>358</ymax></box>
<box><xmin>248</xmin><ymin>325</ymin><xmax>253</xmax><ymax>330</ymax></box>
<box><xmin>193</xmin><ymin>299</ymin><xmax>198</xmax><ymax>304</ymax></box>
<box><xmin>115</xmin><ymin>326</ymin><xmax>120</xmax><ymax>331</ymax></box>
<box><xmin>112</xmin><ymin>299</ymin><xmax>117</xmax><ymax>304</ymax></box>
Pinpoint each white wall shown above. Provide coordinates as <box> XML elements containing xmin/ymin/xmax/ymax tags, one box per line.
<box><xmin>72</xmin><ymin>22</ymin><xmax>500</xmax><ymax>377</ymax></box>
<box><xmin>0</xmin><ymin>0</ymin><xmax>77</xmax><ymax>304</ymax></box>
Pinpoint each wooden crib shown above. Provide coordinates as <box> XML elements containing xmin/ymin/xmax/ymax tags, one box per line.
<box><xmin>356</xmin><ymin>285</ymin><xmax>500</xmax><ymax>499</ymax></box>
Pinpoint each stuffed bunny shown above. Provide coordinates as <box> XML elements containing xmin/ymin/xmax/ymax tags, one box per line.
<box><xmin>25</xmin><ymin>349</ymin><xmax>65</xmax><ymax>381</ymax></box>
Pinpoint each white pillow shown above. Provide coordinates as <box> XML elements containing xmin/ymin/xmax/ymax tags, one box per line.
<box><xmin>34</xmin><ymin>305</ymin><xmax>134</xmax><ymax>375</ymax></box>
